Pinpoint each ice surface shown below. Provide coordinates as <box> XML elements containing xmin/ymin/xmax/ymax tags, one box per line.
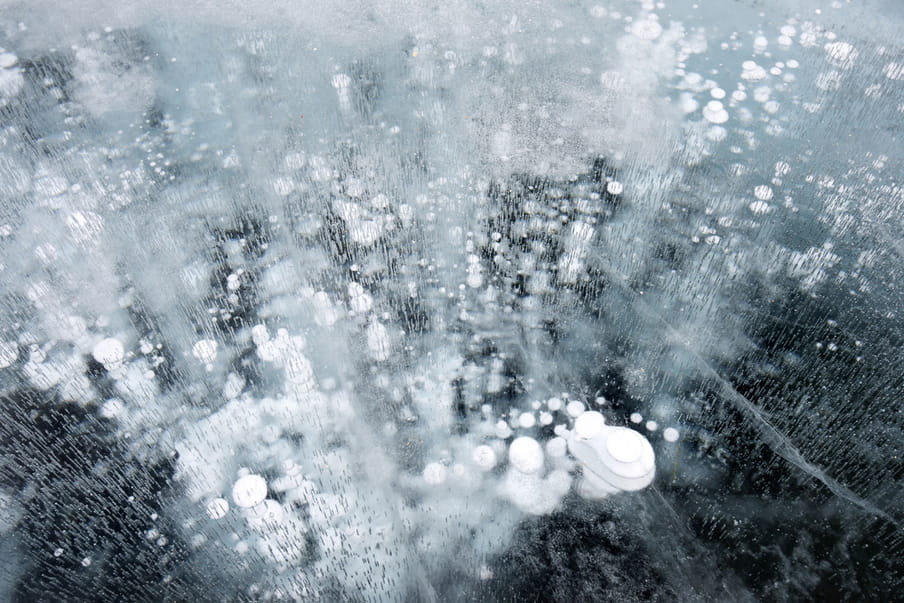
<box><xmin>0</xmin><ymin>0</ymin><xmax>902</xmax><ymax>600</ymax></box>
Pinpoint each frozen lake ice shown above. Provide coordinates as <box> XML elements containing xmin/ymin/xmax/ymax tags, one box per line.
<box><xmin>0</xmin><ymin>0</ymin><xmax>901</xmax><ymax>600</ymax></box>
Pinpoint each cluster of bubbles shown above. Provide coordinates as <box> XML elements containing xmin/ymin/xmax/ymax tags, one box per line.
<box><xmin>0</xmin><ymin>0</ymin><xmax>900</xmax><ymax>599</ymax></box>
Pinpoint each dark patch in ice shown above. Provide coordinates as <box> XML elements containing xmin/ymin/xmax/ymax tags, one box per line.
<box><xmin>479</xmin><ymin>497</ymin><xmax>672</xmax><ymax>602</ymax></box>
<box><xmin>0</xmin><ymin>387</ymin><xmax>201</xmax><ymax>602</ymax></box>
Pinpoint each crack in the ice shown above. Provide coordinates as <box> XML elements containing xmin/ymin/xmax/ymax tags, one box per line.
<box><xmin>589</xmin><ymin>249</ymin><xmax>901</xmax><ymax>530</ymax></box>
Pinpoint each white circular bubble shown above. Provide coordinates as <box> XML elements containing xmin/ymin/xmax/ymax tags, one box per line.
<box><xmin>466</xmin><ymin>264</ymin><xmax>484</xmax><ymax>289</ymax></box>
<box><xmin>606</xmin><ymin>181</ymin><xmax>623</xmax><ymax>195</ymax></box>
<box><xmin>347</xmin><ymin>282</ymin><xmax>373</xmax><ymax>313</ymax></box>
<box><xmin>702</xmin><ymin>100</ymin><xmax>729</xmax><ymax>124</ymax></box>
<box><xmin>472</xmin><ymin>445</ymin><xmax>497</xmax><ymax>470</ymax></box>
<box><xmin>92</xmin><ymin>338</ymin><xmax>124</xmax><ymax>366</ymax></box>
<box><xmin>706</xmin><ymin>126</ymin><xmax>728</xmax><ymax>142</ymax></box>
<box><xmin>884</xmin><ymin>62</ymin><xmax>904</xmax><ymax>80</ymax></box>
<box><xmin>66</xmin><ymin>211</ymin><xmax>103</xmax><ymax>242</ymax></box>
<box><xmin>284</xmin><ymin>151</ymin><xmax>307</xmax><ymax>170</ymax></box>
<box><xmin>680</xmin><ymin>94</ymin><xmax>699</xmax><ymax>114</ymax></box>
<box><xmin>232</xmin><ymin>474</ymin><xmax>268</xmax><ymax>508</ymax></box>
<box><xmin>494</xmin><ymin>419</ymin><xmax>513</xmax><ymax>439</ymax></box>
<box><xmin>630</xmin><ymin>412</ymin><xmax>643</xmax><ymax>424</ymax></box>
<box><xmin>206</xmin><ymin>498</ymin><xmax>229</xmax><ymax>520</ymax></box>
<box><xmin>366</xmin><ymin>320</ymin><xmax>391</xmax><ymax>361</ymax></box>
<box><xmin>192</xmin><ymin>339</ymin><xmax>218</xmax><ymax>363</ymax></box>
<box><xmin>632</xmin><ymin>19</ymin><xmax>663</xmax><ymax>41</ymax></box>
<box><xmin>423</xmin><ymin>462</ymin><xmax>447</xmax><ymax>485</ymax></box>
<box><xmin>566</xmin><ymin>400</ymin><xmax>586</xmax><ymax>418</ymax></box>
<box><xmin>272</xmin><ymin>177</ymin><xmax>295</xmax><ymax>196</ymax></box>
<box><xmin>546</xmin><ymin>397</ymin><xmax>563</xmax><ymax>411</ymax></box>
<box><xmin>741</xmin><ymin>61</ymin><xmax>767</xmax><ymax>81</ymax></box>
<box><xmin>0</xmin><ymin>341</ymin><xmax>17</xmax><ymax>368</ymax></box>
<box><xmin>100</xmin><ymin>397</ymin><xmax>124</xmax><ymax>419</ymax></box>
<box><xmin>749</xmin><ymin>200</ymin><xmax>772</xmax><ymax>215</ymax></box>
<box><xmin>607</xmin><ymin>429</ymin><xmax>645</xmax><ymax>463</ymax></box>
<box><xmin>574</xmin><ymin>411</ymin><xmax>606</xmax><ymax>440</ymax></box>
<box><xmin>663</xmin><ymin>427</ymin><xmax>680</xmax><ymax>442</ymax></box>
<box><xmin>508</xmin><ymin>436</ymin><xmax>544</xmax><ymax>474</ymax></box>
<box><xmin>825</xmin><ymin>42</ymin><xmax>857</xmax><ymax>68</ymax></box>
<box><xmin>518</xmin><ymin>412</ymin><xmax>536</xmax><ymax>429</ymax></box>
<box><xmin>251</xmin><ymin>324</ymin><xmax>270</xmax><ymax>345</ymax></box>
<box><xmin>331</xmin><ymin>73</ymin><xmax>351</xmax><ymax>89</ymax></box>
<box><xmin>753</xmin><ymin>86</ymin><xmax>771</xmax><ymax>103</ymax></box>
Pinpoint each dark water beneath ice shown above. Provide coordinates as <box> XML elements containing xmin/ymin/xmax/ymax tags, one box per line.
<box><xmin>0</xmin><ymin>0</ymin><xmax>901</xmax><ymax>600</ymax></box>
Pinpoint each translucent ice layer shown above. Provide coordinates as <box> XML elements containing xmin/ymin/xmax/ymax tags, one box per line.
<box><xmin>0</xmin><ymin>0</ymin><xmax>901</xmax><ymax>600</ymax></box>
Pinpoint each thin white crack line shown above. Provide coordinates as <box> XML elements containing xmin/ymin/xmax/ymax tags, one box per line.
<box><xmin>589</xmin><ymin>250</ymin><xmax>899</xmax><ymax>529</ymax></box>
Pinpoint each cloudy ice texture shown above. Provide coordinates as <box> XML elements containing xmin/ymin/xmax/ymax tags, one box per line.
<box><xmin>0</xmin><ymin>0</ymin><xmax>902</xmax><ymax>599</ymax></box>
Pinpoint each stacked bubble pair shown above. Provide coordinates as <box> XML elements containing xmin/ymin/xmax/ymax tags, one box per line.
<box><xmin>567</xmin><ymin>411</ymin><xmax>656</xmax><ymax>499</ymax></box>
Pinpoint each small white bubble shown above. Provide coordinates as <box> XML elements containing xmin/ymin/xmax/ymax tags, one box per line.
<box><xmin>423</xmin><ymin>462</ymin><xmax>448</xmax><ymax>485</ymax></box>
<box><xmin>702</xmin><ymin>100</ymin><xmax>729</xmax><ymax>124</ymax></box>
<box><xmin>574</xmin><ymin>411</ymin><xmax>606</xmax><ymax>439</ymax></box>
<box><xmin>0</xmin><ymin>53</ymin><xmax>18</xmax><ymax>68</ymax></box>
<box><xmin>754</xmin><ymin>185</ymin><xmax>774</xmax><ymax>201</ymax></box>
<box><xmin>566</xmin><ymin>400</ymin><xmax>586</xmax><ymax>418</ymax></box>
<box><xmin>749</xmin><ymin>200</ymin><xmax>772</xmax><ymax>215</ymax></box>
<box><xmin>508</xmin><ymin>437</ymin><xmax>544</xmax><ymax>474</ymax></box>
<box><xmin>100</xmin><ymin>398</ymin><xmax>124</xmax><ymax>419</ymax></box>
<box><xmin>631</xmin><ymin>19</ymin><xmax>663</xmax><ymax>41</ymax></box>
<box><xmin>92</xmin><ymin>338</ymin><xmax>124</xmax><ymax>367</ymax></box>
<box><xmin>472</xmin><ymin>445</ymin><xmax>497</xmax><ymax>470</ymax></box>
<box><xmin>0</xmin><ymin>341</ymin><xmax>18</xmax><ymax>368</ymax></box>
<box><xmin>192</xmin><ymin>339</ymin><xmax>218</xmax><ymax>363</ymax></box>
<box><xmin>884</xmin><ymin>62</ymin><xmax>904</xmax><ymax>80</ymax></box>
<box><xmin>206</xmin><ymin>498</ymin><xmax>229</xmax><ymax>520</ymax></box>
<box><xmin>232</xmin><ymin>474</ymin><xmax>267</xmax><ymax>508</ymax></box>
